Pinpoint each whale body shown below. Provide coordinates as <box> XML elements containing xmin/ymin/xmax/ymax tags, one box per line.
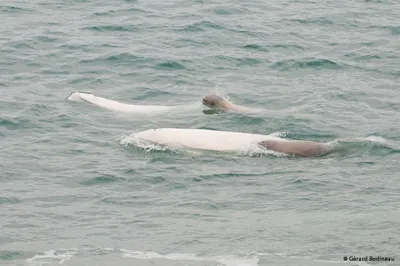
<box><xmin>128</xmin><ymin>128</ymin><xmax>281</xmax><ymax>152</ymax></box>
<box><xmin>67</xmin><ymin>91</ymin><xmax>190</xmax><ymax>114</ymax></box>
<box><xmin>123</xmin><ymin>128</ymin><xmax>332</xmax><ymax>157</ymax></box>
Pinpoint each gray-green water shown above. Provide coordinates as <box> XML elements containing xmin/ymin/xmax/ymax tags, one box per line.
<box><xmin>1</xmin><ymin>0</ymin><xmax>399</xmax><ymax>265</ymax></box>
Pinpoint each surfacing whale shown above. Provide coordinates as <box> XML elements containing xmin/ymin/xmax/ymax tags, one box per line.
<box><xmin>128</xmin><ymin>128</ymin><xmax>331</xmax><ymax>157</ymax></box>
<box><xmin>202</xmin><ymin>94</ymin><xmax>263</xmax><ymax>114</ymax></box>
<box><xmin>67</xmin><ymin>91</ymin><xmax>196</xmax><ymax>115</ymax></box>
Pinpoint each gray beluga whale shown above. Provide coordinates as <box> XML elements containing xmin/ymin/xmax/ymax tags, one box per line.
<box><xmin>202</xmin><ymin>94</ymin><xmax>266</xmax><ymax>114</ymax></box>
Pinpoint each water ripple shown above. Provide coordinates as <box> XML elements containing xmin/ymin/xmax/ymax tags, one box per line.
<box><xmin>79</xmin><ymin>174</ymin><xmax>123</xmax><ymax>186</ymax></box>
<box><xmin>83</xmin><ymin>25</ymin><xmax>139</xmax><ymax>32</ymax></box>
<box><xmin>272</xmin><ymin>58</ymin><xmax>341</xmax><ymax>70</ymax></box>
<box><xmin>0</xmin><ymin>196</ymin><xmax>21</xmax><ymax>205</ymax></box>
<box><xmin>0</xmin><ymin>5</ymin><xmax>32</xmax><ymax>13</ymax></box>
<box><xmin>154</xmin><ymin>61</ymin><xmax>186</xmax><ymax>70</ymax></box>
<box><xmin>179</xmin><ymin>20</ymin><xmax>224</xmax><ymax>32</ymax></box>
<box><xmin>0</xmin><ymin>251</ymin><xmax>24</xmax><ymax>261</ymax></box>
<box><xmin>92</xmin><ymin>8</ymin><xmax>149</xmax><ymax>17</ymax></box>
<box><xmin>80</xmin><ymin>52</ymin><xmax>150</xmax><ymax>65</ymax></box>
<box><xmin>288</xmin><ymin>17</ymin><xmax>334</xmax><ymax>25</ymax></box>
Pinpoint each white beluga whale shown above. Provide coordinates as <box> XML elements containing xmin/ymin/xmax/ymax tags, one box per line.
<box><xmin>67</xmin><ymin>91</ymin><xmax>200</xmax><ymax>115</ymax></box>
<box><xmin>123</xmin><ymin>128</ymin><xmax>331</xmax><ymax>157</ymax></box>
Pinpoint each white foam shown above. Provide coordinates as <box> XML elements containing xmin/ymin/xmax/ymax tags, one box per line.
<box><xmin>25</xmin><ymin>248</ymin><xmax>373</xmax><ymax>266</ymax></box>
<box><xmin>362</xmin><ymin>136</ymin><xmax>387</xmax><ymax>143</ymax></box>
<box><xmin>26</xmin><ymin>249</ymin><xmax>77</xmax><ymax>265</ymax></box>
<box><xmin>238</xmin><ymin>141</ymin><xmax>289</xmax><ymax>157</ymax></box>
<box><xmin>328</xmin><ymin>136</ymin><xmax>388</xmax><ymax>145</ymax></box>
<box><xmin>120</xmin><ymin>249</ymin><xmax>259</xmax><ymax>266</ymax></box>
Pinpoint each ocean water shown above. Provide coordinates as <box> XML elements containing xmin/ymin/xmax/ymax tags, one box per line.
<box><xmin>1</xmin><ymin>0</ymin><xmax>399</xmax><ymax>265</ymax></box>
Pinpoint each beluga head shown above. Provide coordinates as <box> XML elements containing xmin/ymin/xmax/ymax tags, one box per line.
<box><xmin>202</xmin><ymin>94</ymin><xmax>228</xmax><ymax>110</ymax></box>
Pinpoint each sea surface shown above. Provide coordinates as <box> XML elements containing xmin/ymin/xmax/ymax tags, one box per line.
<box><xmin>1</xmin><ymin>0</ymin><xmax>399</xmax><ymax>265</ymax></box>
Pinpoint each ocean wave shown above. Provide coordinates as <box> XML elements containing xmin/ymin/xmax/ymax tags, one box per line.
<box><xmin>79</xmin><ymin>52</ymin><xmax>150</xmax><ymax>66</ymax></box>
<box><xmin>325</xmin><ymin>135</ymin><xmax>397</xmax><ymax>157</ymax></box>
<box><xmin>391</xmin><ymin>26</ymin><xmax>400</xmax><ymax>35</ymax></box>
<box><xmin>192</xmin><ymin>171</ymin><xmax>282</xmax><ymax>182</ymax></box>
<box><xmin>27</xmin><ymin>249</ymin><xmax>77</xmax><ymax>265</ymax></box>
<box><xmin>25</xmin><ymin>248</ymin><xmax>372</xmax><ymax>266</ymax></box>
<box><xmin>179</xmin><ymin>20</ymin><xmax>224</xmax><ymax>32</ymax></box>
<box><xmin>24</xmin><ymin>248</ymin><xmax>260</xmax><ymax>266</ymax></box>
<box><xmin>287</xmin><ymin>17</ymin><xmax>334</xmax><ymax>25</ymax></box>
<box><xmin>344</xmin><ymin>50</ymin><xmax>399</xmax><ymax>62</ymax></box>
<box><xmin>79</xmin><ymin>174</ymin><xmax>124</xmax><ymax>186</ymax></box>
<box><xmin>0</xmin><ymin>250</ymin><xmax>24</xmax><ymax>261</ymax></box>
<box><xmin>206</xmin><ymin>55</ymin><xmax>266</xmax><ymax>67</ymax></box>
<box><xmin>243</xmin><ymin>44</ymin><xmax>269</xmax><ymax>52</ymax></box>
<box><xmin>83</xmin><ymin>25</ymin><xmax>138</xmax><ymax>32</ymax></box>
<box><xmin>272</xmin><ymin>58</ymin><xmax>341</xmax><ymax>71</ymax></box>
<box><xmin>34</xmin><ymin>36</ymin><xmax>57</xmax><ymax>43</ymax></box>
<box><xmin>0</xmin><ymin>5</ymin><xmax>33</xmax><ymax>13</ymax></box>
<box><xmin>269</xmin><ymin>43</ymin><xmax>307</xmax><ymax>51</ymax></box>
<box><xmin>0</xmin><ymin>117</ymin><xmax>31</xmax><ymax>130</ymax></box>
<box><xmin>244</xmin><ymin>43</ymin><xmax>307</xmax><ymax>53</ymax></box>
<box><xmin>367</xmin><ymin>25</ymin><xmax>400</xmax><ymax>35</ymax></box>
<box><xmin>154</xmin><ymin>61</ymin><xmax>186</xmax><ymax>70</ymax></box>
<box><xmin>205</xmin><ymin>6</ymin><xmax>250</xmax><ymax>15</ymax></box>
<box><xmin>57</xmin><ymin>43</ymin><xmax>92</xmax><ymax>50</ymax></box>
<box><xmin>121</xmin><ymin>249</ymin><xmax>259</xmax><ymax>266</ymax></box>
<box><xmin>92</xmin><ymin>7</ymin><xmax>149</xmax><ymax>17</ymax></box>
<box><xmin>0</xmin><ymin>196</ymin><xmax>21</xmax><ymax>205</ymax></box>
<box><xmin>4</xmin><ymin>41</ymin><xmax>34</xmax><ymax>50</ymax></box>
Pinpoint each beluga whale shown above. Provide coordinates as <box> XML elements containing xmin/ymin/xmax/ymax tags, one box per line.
<box><xmin>125</xmin><ymin>128</ymin><xmax>331</xmax><ymax>157</ymax></box>
<box><xmin>67</xmin><ymin>91</ymin><xmax>200</xmax><ymax>115</ymax></box>
<box><xmin>202</xmin><ymin>94</ymin><xmax>263</xmax><ymax>114</ymax></box>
